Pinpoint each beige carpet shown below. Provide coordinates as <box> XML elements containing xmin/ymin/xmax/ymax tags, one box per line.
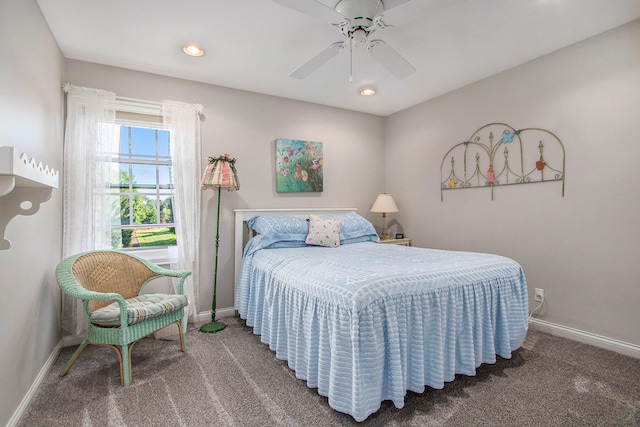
<box><xmin>18</xmin><ymin>317</ymin><xmax>640</xmax><ymax>426</ymax></box>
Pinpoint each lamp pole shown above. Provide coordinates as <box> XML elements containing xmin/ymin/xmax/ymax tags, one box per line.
<box><xmin>200</xmin><ymin>186</ymin><xmax>226</xmax><ymax>333</ymax></box>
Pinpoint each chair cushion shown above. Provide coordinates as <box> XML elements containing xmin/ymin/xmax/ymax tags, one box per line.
<box><xmin>90</xmin><ymin>293</ymin><xmax>188</xmax><ymax>327</ymax></box>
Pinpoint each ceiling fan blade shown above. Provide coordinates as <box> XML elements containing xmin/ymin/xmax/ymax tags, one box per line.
<box><xmin>290</xmin><ymin>42</ymin><xmax>345</xmax><ymax>79</ymax></box>
<box><xmin>368</xmin><ymin>40</ymin><xmax>415</xmax><ymax>79</ymax></box>
<box><xmin>273</xmin><ymin>0</ymin><xmax>346</xmax><ymax>24</ymax></box>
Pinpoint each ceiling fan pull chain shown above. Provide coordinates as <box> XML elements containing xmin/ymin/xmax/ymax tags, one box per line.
<box><xmin>349</xmin><ymin>34</ymin><xmax>354</xmax><ymax>83</ymax></box>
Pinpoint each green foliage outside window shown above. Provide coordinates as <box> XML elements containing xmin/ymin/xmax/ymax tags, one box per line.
<box><xmin>110</xmin><ymin>125</ymin><xmax>176</xmax><ymax>249</ymax></box>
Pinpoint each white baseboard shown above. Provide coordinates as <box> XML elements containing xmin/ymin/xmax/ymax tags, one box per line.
<box><xmin>192</xmin><ymin>306</ymin><xmax>236</xmax><ymax>324</ymax></box>
<box><xmin>61</xmin><ymin>334</ymin><xmax>84</xmax><ymax>347</ymax></box>
<box><xmin>529</xmin><ymin>318</ymin><xmax>640</xmax><ymax>359</ymax></box>
<box><xmin>7</xmin><ymin>342</ymin><xmax>62</xmax><ymax>427</ymax></box>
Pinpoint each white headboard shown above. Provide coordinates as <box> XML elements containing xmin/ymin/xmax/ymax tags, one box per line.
<box><xmin>233</xmin><ymin>208</ymin><xmax>358</xmax><ymax>301</ymax></box>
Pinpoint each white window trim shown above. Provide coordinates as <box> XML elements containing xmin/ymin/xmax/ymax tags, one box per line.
<box><xmin>129</xmin><ymin>247</ymin><xmax>172</xmax><ymax>266</ymax></box>
<box><xmin>117</xmin><ymin>97</ymin><xmax>162</xmax><ymax>116</ymax></box>
<box><xmin>114</xmin><ymin>97</ymin><xmax>173</xmax><ymax>265</ymax></box>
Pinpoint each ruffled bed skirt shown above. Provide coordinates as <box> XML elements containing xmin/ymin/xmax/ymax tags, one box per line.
<box><xmin>237</xmin><ymin>253</ymin><xmax>528</xmax><ymax>421</ymax></box>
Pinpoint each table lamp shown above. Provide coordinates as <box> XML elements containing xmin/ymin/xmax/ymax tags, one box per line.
<box><xmin>370</xmin><ymin>193</ymin><xmax>398</xmax><ymax>240</ymax></box>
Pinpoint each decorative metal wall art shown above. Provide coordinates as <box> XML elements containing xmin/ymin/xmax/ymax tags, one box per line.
<box><xmin>440</xmin><ymin>123</ymin><xmax>565</xmax><ymax>201</ymax></box>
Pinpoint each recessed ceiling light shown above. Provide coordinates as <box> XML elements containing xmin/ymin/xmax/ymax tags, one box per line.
<box><xmin>182</xmin><ymin>44</ymin><xmax>205</xmax><ymax>57</ymax></box>
<box><xmin>360</xmin><ymin>88</ymin><xmax>376</xmax><ymax>96</ymax></box>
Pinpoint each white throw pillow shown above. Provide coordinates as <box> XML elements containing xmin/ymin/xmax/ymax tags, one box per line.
<box><xmin>305</xmin><ymin>214</ymin><xmax>341</xmax><ymax>248</ymax></box>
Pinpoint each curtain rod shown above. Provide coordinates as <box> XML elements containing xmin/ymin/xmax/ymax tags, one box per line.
<box><xmin>116</xmin><ymin>97</ymin><xmax>205</xmax><ymax>120</ymax></box>
<box><xmin>63</xmin><ymin>84</ymin><xmax>204</xmax><ymax>120</ymax></box>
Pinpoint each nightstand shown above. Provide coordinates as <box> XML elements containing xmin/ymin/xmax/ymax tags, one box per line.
<box><xmin>379</xmin><ymin>237</ymin><xmax>411</xmax><ymax>246</ymax></box>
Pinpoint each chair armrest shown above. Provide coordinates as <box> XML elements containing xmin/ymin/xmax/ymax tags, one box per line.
<box><xmin>123</xmin><ymin>252</ymin><xmax>192</xmax><ymax>295</ymax></box>
<box><xmin>151</xmin><ymin>266</ymin><xmax>192</xmax><ymax>280</ymax></box>
<box><xmin>122</xmin><ymin>251</ymin><xmax>190</xmax><ymax>277</ymax></box>
<box><xmin>138</xmin><ymin>258</ymin><xmax>191</xmax><ymax>294</ymax></box>
<box><xmin>154</xmin><ymin>268</ymin><xmax>191</xmax><ymax>295</ymax></box>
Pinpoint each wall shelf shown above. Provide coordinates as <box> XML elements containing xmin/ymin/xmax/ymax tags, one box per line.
<box><xmin>0</xmin><ymin>146</ymin><xmax>59</xmax><ymax>196</ymax></box>
<box><xmin>0</xmin><ymin>147</ymin><xmax>59</xmax><ymax>250</ymax></box>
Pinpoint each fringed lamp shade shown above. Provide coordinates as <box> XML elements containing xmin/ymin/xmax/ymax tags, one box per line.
<box><xmin>201</xmin><ymin>154</ymin><xmax>240</xmax><ymax>191</ymax></box>
<box><xmin>199</xmin><ymin>154</ymin><xmax>239</xmax><ymax>333</ymax></box>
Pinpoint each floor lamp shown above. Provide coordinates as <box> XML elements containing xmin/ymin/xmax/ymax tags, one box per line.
<box><xmin>200</xmin><ymin>154</ymin><xmax>239</xmax><ymax>333</ymax></box>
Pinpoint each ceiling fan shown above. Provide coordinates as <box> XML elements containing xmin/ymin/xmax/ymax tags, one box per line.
<box><xmin>274</xmin><ymin>0</ymin><xmax>417</xmax><ymax>81</ymax></box>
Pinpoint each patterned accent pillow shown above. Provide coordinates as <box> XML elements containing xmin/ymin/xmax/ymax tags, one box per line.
<box><xmin>305</xmin><ymin>214</ymin><xmax>341</xmax><ymax>247</ymax></box>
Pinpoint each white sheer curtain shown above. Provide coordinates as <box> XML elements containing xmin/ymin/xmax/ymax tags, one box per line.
<box><xmin>163</xmin><ymin>101</ymin><xmax>203</xmax><ymax>322</ymax></box>
<box><xmin>61</xmin><ymin>84</ymin><xmax>118</xmax><ymax>336</ymax></box>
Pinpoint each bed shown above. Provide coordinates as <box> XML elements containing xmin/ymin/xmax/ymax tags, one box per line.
<box><xmin>234</xmin><ymin>208</ymin><xmax>529</xmax><ymax>422</ymax></box>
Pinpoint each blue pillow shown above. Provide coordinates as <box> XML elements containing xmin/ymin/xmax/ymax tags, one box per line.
<box><xmin>246</xmin><ymin>212</ymin><xmax>380</xmax><ymax>247</ymax></box>
<box><xmin>320</xmin><ymin>213</ymin><xmax>380</xmax><ymax>242</ymax></box>
<box><xmin>341</xmin><ymin>234</ymin><xmax>380</xmax><ymax>245</ymax></box>
<box><xmin>243</xmin><ymin>234</ymin><xmax>307</xmax><ymax>257</ymax></box>
<box><xmin>247</xmin><ymin>216</ymin><xmax>308</xmax><ymax>235</ymax></box>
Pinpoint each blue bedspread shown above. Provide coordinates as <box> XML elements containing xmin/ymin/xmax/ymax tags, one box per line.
<box><xmin>236</xmin><ymin>241</ymin><xmax>529</xmax><ymax>421</ymax></box>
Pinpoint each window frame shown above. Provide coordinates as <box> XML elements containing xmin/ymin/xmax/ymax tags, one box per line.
<box><xmin>111</xmin><ymin>99</ymin><xmax>174</xmax><ymax>265</ymax></box>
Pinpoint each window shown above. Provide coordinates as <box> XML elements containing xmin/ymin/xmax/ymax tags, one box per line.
<box><xmin>62</xmin><ymin>88</ymin><xmax>202</xmax><ymax>333</ymax></box>
<box><xmin>109</xmin><ymin>123</ymin><xmax>177</xmax><ymax>249</ymax></box>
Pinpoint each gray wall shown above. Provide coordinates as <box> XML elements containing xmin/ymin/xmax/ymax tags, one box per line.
<box><xmin>385</xmin><ymin>20</ymin><xmax>640</xmax><ymax>345</ymax></box>
<box><xmin>3</xmin><ymin>2</ymin><xmax>638</xmax><ymax>423</ymax></box>
<box><xmin>64</xmin><ymin>60</ymin><xmax>386</xmax><ymax>316</ymax></box>
<box><xmin>0</xmin><ymin>0</ymin><xmax>64</xmax><ymax>425</ymax></box>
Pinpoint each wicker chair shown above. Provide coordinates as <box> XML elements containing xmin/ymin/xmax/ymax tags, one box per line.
<box><xmin>55</xmin><ymin>250</ymin><xmax>191</xmax><ymax>387</ymax></box>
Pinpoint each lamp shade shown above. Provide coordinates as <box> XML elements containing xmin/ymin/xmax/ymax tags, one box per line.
<box><xmin>201</xmin><ymin>154</ymin><xmax>240</xmax><ymax>191</ymax></box>
<box><xmin>370</xmin><ymin>193</ymin><xmax>399</xmax><ymax>213</ymax></box>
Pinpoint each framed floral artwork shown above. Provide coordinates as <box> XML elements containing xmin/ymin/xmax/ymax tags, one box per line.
<box><xmin>275</xmin><ymin>138</ymin><xmax>323</xmax><ymax>193</ymax></box>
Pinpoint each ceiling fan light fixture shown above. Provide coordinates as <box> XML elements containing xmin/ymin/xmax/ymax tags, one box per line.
<box><xmin>351</xmin><ymin>28</ymin><xmax>368</xmax><ymax>47</ymax></box>
<box><xmin>360</xmin><ymin>87</ymin><xmax>376</xmax><ymax>96</ymax></box>
<box><xmin>182</xmin><ymin>44</ymin><xmax>205</xmax><ymax>57</ymax></box>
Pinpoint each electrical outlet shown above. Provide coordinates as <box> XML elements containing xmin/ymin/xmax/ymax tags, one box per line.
<box><xmin>534</xmin><ymin>288</ymin><xmax>544</xmax><ymax>302</ymax></box>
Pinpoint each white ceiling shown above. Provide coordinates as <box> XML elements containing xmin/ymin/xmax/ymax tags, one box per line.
<box><xmin>37</xmin><ymin>0</ymin><xmax>640</xmax><ymax>116</ymax></box>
